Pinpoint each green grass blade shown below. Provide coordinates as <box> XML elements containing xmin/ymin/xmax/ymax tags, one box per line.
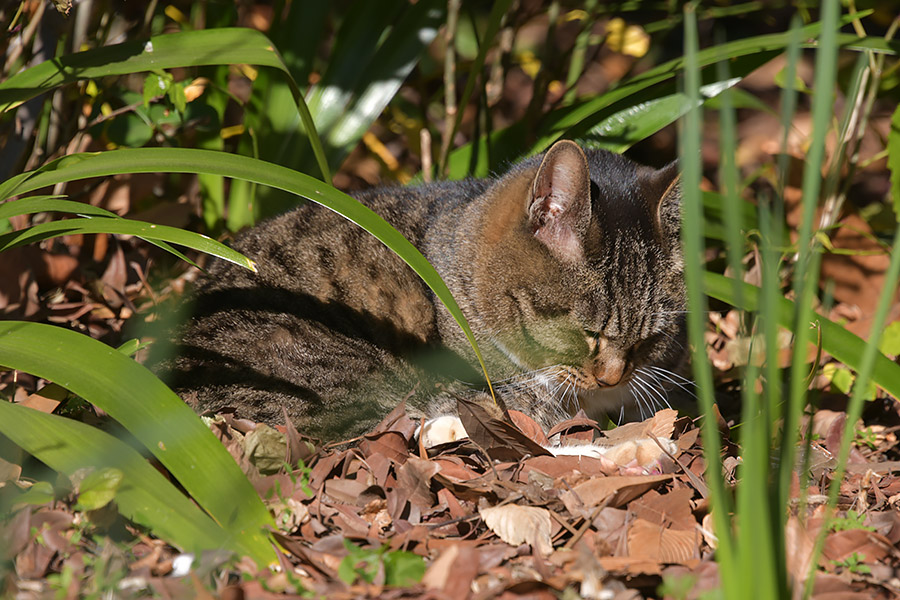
<box><xmin>0</xmin><ymin>401</ymin><xmax>237</xmax><ymax>556</ymax></box>
<box><xmin>703</xmin><ymin>272</ymin><xmax>900</xmax><ymax>400</ymax></box>
<box><xmin>680</xmin><ymin>6</ymin><xmax>738</xmax><ymax>595</ymax></box>
<box><xmin>3</xmin><ymin>147</ymin><xmax>494</xmax><ymax>391</ymax></box>
<box><xmin>775</xmin><ymin>15</ymin><xmax>804</xmax><ymax>527</ymax></box>
<box><xmin>788</xmin><ymin>7</ymin><xmax>840</xmax><ymax>561</ymax></box>
<box><xmin>0</xmin><ymin>195</ymin><xmax>117</xmax><ymax>219</ymax></box>
<box><xmin>0</xmin><ymin>321</ymin><xmax>275</xmax><ymax>565</ymax></box>
<box><xmin>889</xmin><ymin>104</ymin><xmax>900</xmax><ymax>221</ymax></box>
<box><xmin>0</xmin><ymin>216</ymin><xmax>256</xmax><ymax>272</ymax></box>
<box><xmin>0</xmin><ymin>27</ymin><xmax>330</xmax><ymax>182</ymax></box>
<box><xmin>828</xmin><ymin>33</ymin><xmax>900</xmax><ymax>54</ymax></box>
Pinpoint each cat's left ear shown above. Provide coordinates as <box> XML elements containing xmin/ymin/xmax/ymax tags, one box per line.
<box><xmin>650</xmin><ymin>160</ymin><xmax>681</xmax><ymax>238</ymax></box>
<box><xmin>528</xmin><ymin>140</ymin><xmax>592</xmax><ymax>262</ymax></box>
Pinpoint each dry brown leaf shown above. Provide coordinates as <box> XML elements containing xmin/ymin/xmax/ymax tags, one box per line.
<box><xmin>479</xmin><ymin>504</ymin><xmax>553</xmax><ymax>556</ymax></box>
<box><xmin>785</xmin><ymin>515</ymin><xmax>816</xmax><ymax>592</ymax></box>
<box><xmin>630</xmin><ymin>488</ymin><xmax>696</xmax><ymax>530</ymax></box>
<box><xmin>569</xmin><ymin>474</ymin><xmax>671</xmax><ymax>508</ymax></box>
<box><xmin>521</xmin><ymin>454</ymin><xmax>618</xmax><ymax>480</ymax></box>
<box><xmin>422</xmin><ymin>543</ymin><xmax>480</xmax><ymax>600</ymax></box>
<box><xmin>596</xmin><ymin>556</ymin><xmax>663</xmax><ymax>576</ymax></box>
<box><xmin>823</xmin><ymin>529</ymin><xmax>891</xmax><ymax>564</ymax></box>
<box><xmin>627</xmin><ymin>517</ymin><xmax>700</xmax><ymax>563</ymax></box>
<box><xmin>322</xmin><ymin>478</ymin><xmax>368</xmax><ymax>505</ymax></box>
<box><xmin>359</xmin><ymin>431</ymin><xmax>409</xmax><ymax>465</ymax></box>
<box><xmin>507</xmin><ymin>409</ymin><xmax>551</xmax><ymax>446</ymax></box>
<box><xmin>547</xmin><ymin>409</ymin><xmax>601</xmax><ymax>441</ymax></box>
<box><xmin>396</xmin><ymin>456</ymin><xmax>440</xmax><ymax>508</ymax></box>
<box><xmin>457</xmin><ymin>396</ymin><xmax>551</xmax><ymax>460</ymax></box>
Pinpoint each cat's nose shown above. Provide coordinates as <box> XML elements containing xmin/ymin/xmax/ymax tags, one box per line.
<box><xmin>592</xmin><ymin>357</ymin><xmax>625</xmax><ymax>387</ymax></box>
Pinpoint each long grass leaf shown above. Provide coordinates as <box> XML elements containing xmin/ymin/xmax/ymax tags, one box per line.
<box><xmin>703</xmin><ymin>272</ymin><xmax>900</xmax><ymax>400</ymax></box>
<box><xmin>679</xmin><ymin>5</ymin><xmax>738</xmax><ymax>595</ymax></box>
<box><xmin>0</xmin><ymin>27</ymin><xmax>330</xmax><ymax>182</ymax></box>
<box><xmin>0</xmin><ymin>401</ymin><xmax>237</xmax><ymax>556</ymax></box>
<box><xmin>0</xmin><ymin>196</ymin><xmax>115</xmax><ymax>219</ymax></box>
<box><xmin>0</xmin><ymin>216</ymin><xmax>256</xmax><ymax>272</ymax></box>
<box><xmin>0</xmin><ymin>321</ymin><xmax>275</xmax><ymax>564</ymax></box>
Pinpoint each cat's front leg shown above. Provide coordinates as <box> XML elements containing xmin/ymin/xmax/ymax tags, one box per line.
<box><xmin>420</xmin><ymin>415</ymin><xmax>469</xmax><ymax>447</ymax></box>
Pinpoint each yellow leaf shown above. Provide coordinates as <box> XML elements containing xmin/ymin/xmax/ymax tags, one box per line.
<box><xmin>606</xmin><ymin>18</ymin><xmax>649</xmax><ymax>58</ymax></box>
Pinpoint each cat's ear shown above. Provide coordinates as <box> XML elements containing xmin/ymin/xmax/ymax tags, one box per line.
<box><xmin>528</xmin><ymin>140</ymin><xmax>591</xmax><ymax>262</ymax></box>
<box><xmin>650</xmin><ymin>160</ymin><xmax>681</xmax><ymax>238</ymax></box>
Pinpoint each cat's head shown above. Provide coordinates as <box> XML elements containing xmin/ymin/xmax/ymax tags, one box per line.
<box><xmin>471</xmin><ymin>140</ymin><xmax>687</xmax><ymax>419</ymax></box>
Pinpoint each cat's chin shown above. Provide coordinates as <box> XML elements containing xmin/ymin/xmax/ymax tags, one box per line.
<box><xmin>575</xmin><ymin>384</ymin><xmax>639</xmax><ymax>422</ymax></box>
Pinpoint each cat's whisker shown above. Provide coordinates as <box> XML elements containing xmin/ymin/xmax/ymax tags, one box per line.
<box><xmin>632</xmin><ymin>371</ymin><xmax>671</xmax><ymax>411</ymax></box>
<box><xmin>647</xmin><ymin>366</ymin><xmax>697</xmax><ymax>396</ymax></box>
<box><xmin>565</xmin><ymin>378</ymin><xmax>579</xmax><ymax>414</ymax></box>
<box><xmin>652</xmin><ymin>329</ymin><xmax>686</xmax><ymax>351</ymax></box>
<box><xmin>635</xmin><ymin>380</ymin><xmax>657</xmax><ymax>416</ymax></box>
<box><xmin>639</xmin><ymin>368</ymin><xmax>678</xmax><ymax>408</ymax></box>
<box><xmin>626</xmin><ymin>381</ymin><xmax>648</xmax><ymax>421</ymax></box>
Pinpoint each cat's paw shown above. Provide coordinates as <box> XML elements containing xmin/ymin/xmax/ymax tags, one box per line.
<box><xmin>421</xmin><ymin>416</ymin><xmax>468</xmax><ymax>448</ymax></box>
<box><xmin>599</xmin><ymin>438</ymin><xmax>676</xmax><ymax>470</ymax></box>
<box><xmin>545</xmin><ymin>438</ymin><xmax>676</xmax><ymax>471</ymax></box>
<box><xmin>545</xmin><ymin>443</ymin><xmax>609</xmax><ymax>459</ymax></box>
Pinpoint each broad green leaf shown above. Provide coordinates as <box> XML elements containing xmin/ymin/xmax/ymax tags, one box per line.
<box><xmin>0</xmin><ymin>400</ymin><xmax>239</xmax><ymax>557</ymax></box>
<box><xmin>0</xmin><ymin>321</ymin><xmax>275</xmax><ymax>564</ymax></box>
<box><xmin>582</xmin><ymin>78</ymin><xmax>742</xmax><ymax>153</ymax></box>
<box><xmin>0</xmin><ymin>216</ymin><xmax>256</xmax><ymax>272</ymax></box>
<box><xmin>704</xmin><ymin>272</ymin><xmax>900</xmax><ymax>400</ymax></box>
<box><xmin>0</xmin><ymin>195</ymin><xmax>207</xmax><ymax>269</ymax></box>
<box><xmin>11</xmin><ymin>481</ymin><xmax>55</xmax><ymax>509</ymax></box>
<box><xmin>0</xmin><ymin>28</ymin><xmax>330</xmax><ymax>181</ymax></box>
<box><xmin>75</xmin><ymin>467</ymin><xmax>123</xmax><ymax>511</ymax></box>
<box><xmin>2</xmin><ymin>148</ymin><xmax>494</xmax><ymax>390</ymax></box>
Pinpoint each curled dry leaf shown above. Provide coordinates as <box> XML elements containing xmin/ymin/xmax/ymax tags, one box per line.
<box><xmin>479</xmin><ymin>504</ymin><xmax>554</xmax><ymax>557</ymax></box>
<box><xmin>627</xmin><ymin>518</ymin><xmax>700</xmax><ymax>563</ymax></box>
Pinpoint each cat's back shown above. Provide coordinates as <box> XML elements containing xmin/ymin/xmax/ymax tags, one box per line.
<box><xmin>161</xmin><ymin>177</ymin><xmax>489</xmax><ymax>430</ymax></box>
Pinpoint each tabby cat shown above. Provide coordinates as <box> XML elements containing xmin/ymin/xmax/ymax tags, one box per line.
<box><xmin>158</xmin><ymin>140</ymin><xmax>688</xmax><ymax>445</ymax></box>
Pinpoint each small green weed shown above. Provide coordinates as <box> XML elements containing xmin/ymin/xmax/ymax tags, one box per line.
<box><xmin>338</xmin><ymin>540</ymin><xmax>425</xmax><ymax>586</ymax></box>
<box><xmin>829</xmin><ymin>510</ymin><xmax>875</xmax><ymax>533</ymax></box>
<box><xmin>831</xmin><ymin>552</ymin><xmax>871</xmax><ymax>575</ymax></box>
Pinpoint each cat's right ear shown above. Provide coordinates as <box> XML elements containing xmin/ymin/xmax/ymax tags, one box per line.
<box><xmin>528</xmin><ymin>140</ymin><xmax>592</xmax><ymax>262</ymax></box>
<box><xmin>651</xmin><ymin>160</ymin><xmax>681</xmax><ymax>240</ymax></box>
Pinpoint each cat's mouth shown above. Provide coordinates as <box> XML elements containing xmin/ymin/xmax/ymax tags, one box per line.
<box><xmin>552</xmin><ymin>364</ymin><xmax>633</xmax><ymax>392</ymax></box>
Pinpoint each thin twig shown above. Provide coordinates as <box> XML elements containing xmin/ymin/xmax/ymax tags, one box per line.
<box><xmin>437</xmin><ymin>0</ymin><xmax>461</xmax><ymax>178</ymax></box>
<box><xmin>420</xmin><ymin>128</ymin><xmax>433</xmax><ymax>183</ymax></box>
<box><xmin>563</xmin><ymin>500</ymin><xmax>608</xmax><ymax>549</ymax></box>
